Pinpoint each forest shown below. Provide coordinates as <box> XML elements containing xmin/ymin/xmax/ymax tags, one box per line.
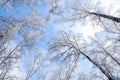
<box><xmin>0</xmin><ymin>0</ymin><xmax>120</xmax><ymax>80</ymax></box>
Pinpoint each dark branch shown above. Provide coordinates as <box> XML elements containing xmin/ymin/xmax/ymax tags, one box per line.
<box><xmin>89</xmin><ymin>12</ymin><xmax>120</xmax><ymax>23</ymax></box>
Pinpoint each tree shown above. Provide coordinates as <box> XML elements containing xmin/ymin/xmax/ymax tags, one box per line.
<box><xmin>0</xmin><ymin>0</ymin><xmax>46</xmax><ymax>80</ymax></box>
<box><xmin>1</xmin><ymin>0</ymin><xmax>120</xmax><ymax>80</ymax></box>
<box><xmin>48</xmin><ymin>0</ymin><xmax>120</xmax><ymax>80</ymax></box>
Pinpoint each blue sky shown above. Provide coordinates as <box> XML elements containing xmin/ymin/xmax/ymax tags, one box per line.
<box><xmin>0</xmin><ymin>0</ymin><xmax>120</xmax><ymax>79</ymax></box>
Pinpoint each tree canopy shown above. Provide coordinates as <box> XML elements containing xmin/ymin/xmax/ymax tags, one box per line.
<box><xmin>0</xmin><ymin>0</ymin><xmax>120</xmax><ymax>80</ymax></box>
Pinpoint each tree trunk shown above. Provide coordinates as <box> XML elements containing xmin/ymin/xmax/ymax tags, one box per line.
<box><xmin>89</xmin><ymin>12</ymin><xmax>120</xmax><ymax>23</ymax></box>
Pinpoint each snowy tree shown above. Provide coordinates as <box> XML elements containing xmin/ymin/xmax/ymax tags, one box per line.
<box><xmin>48</xmin><ymin>0</ymin><xmax>120</xmax><ymax>80</ymax></box>
<box><xmin>0</xmin><ymin>0</ymin><xmax>46</xmax><ymax>80</ymax></box>
<box><xmin>1</xmin><ymin>0</ymin><xmax>120</xmax><ymax>80</ymax></box>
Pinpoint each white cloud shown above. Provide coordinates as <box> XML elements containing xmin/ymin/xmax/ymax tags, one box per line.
<box><xmin>53</xmin><ymin>21</ymin><xmax>102</xmax><ymax>42</ymax></box>
<box><xmin>71</xmin><ymin>21</ymin><xmax>102</xmax><ymax>41</ymax></box>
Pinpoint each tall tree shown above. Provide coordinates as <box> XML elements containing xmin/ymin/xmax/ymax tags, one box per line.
<box><xmin>48</xmin><ymin>0</ymin><xmax>120</xmax><ymax>80</ymax></box>
<box><xmin>0</xmin><ymin>0</ymin><xmax>46</xmax><ymax>80</ymax></box>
